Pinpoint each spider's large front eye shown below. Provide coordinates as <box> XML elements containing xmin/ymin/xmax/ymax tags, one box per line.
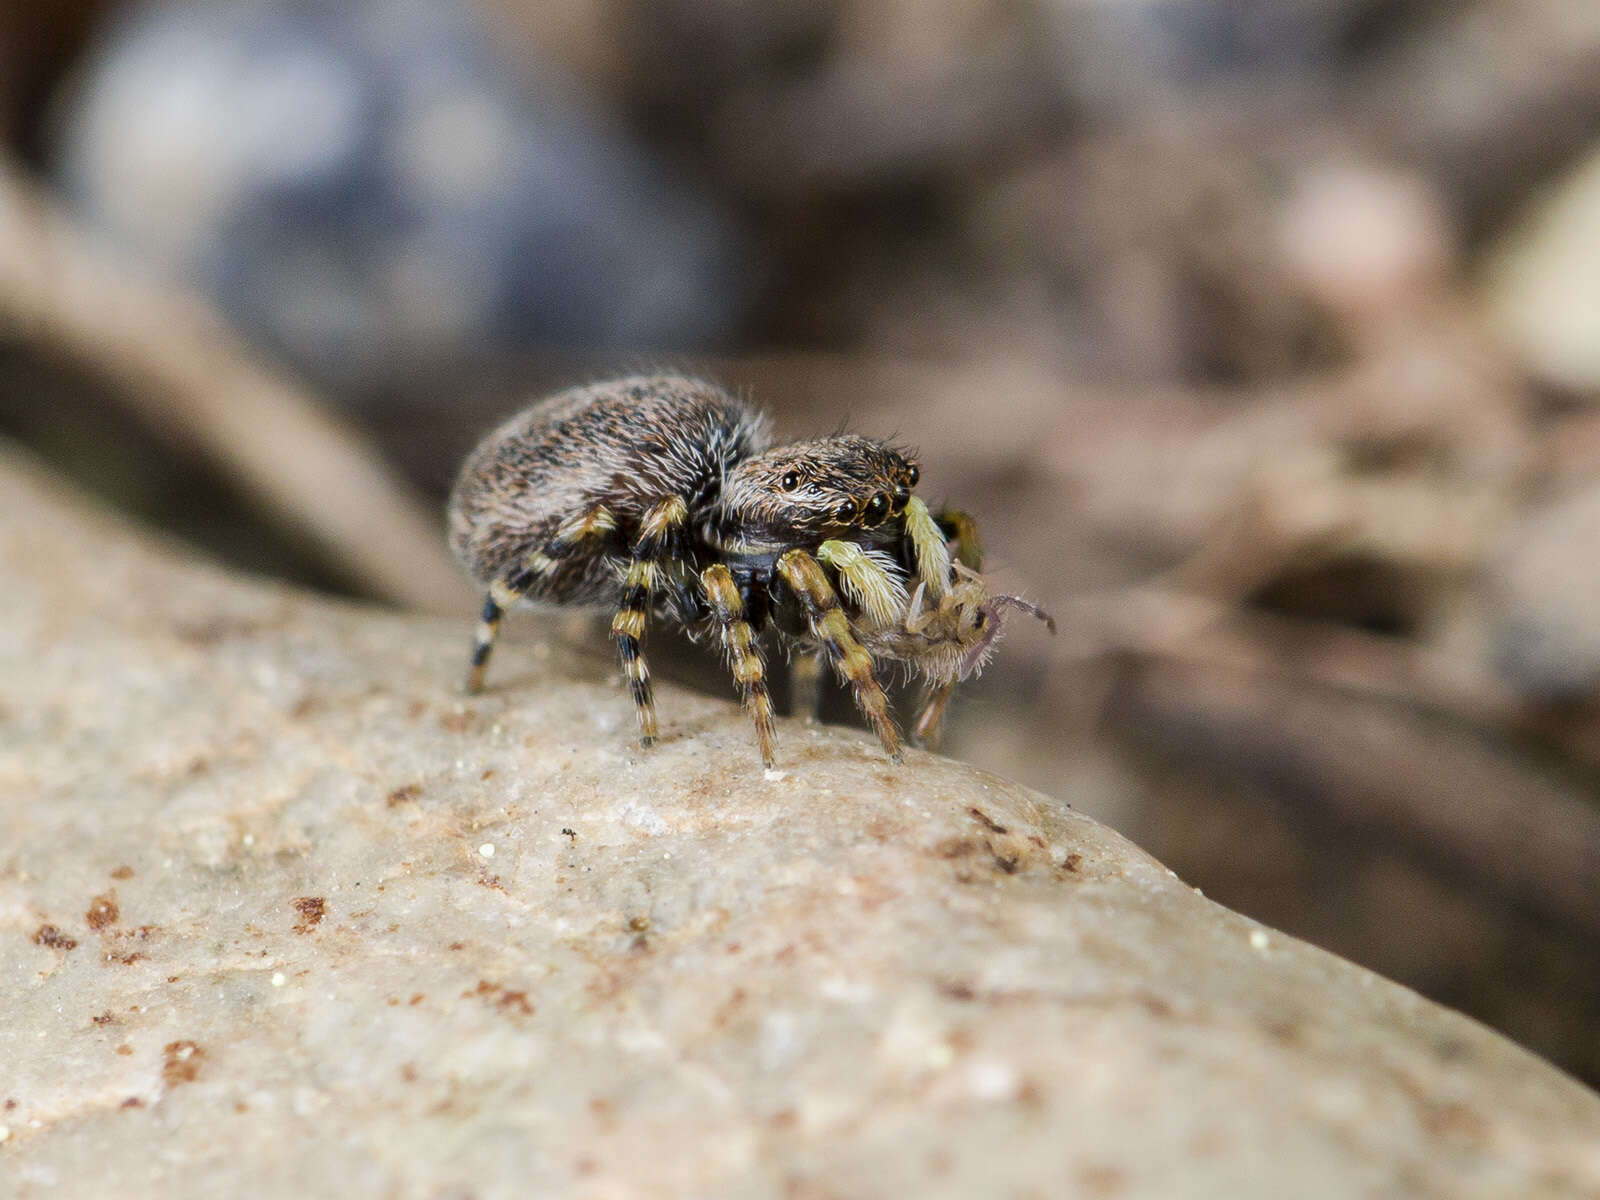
<box><xmin>906</xmin><ymin>464</ymin><xmax>920</xmax><ymax>487</ymax></box>
<box><xmin>834</xmin><ymin>499</ymin><xmax>857</xmax><ymax>523</ymax></box>
<box><xmin>781</xmin><ymin>470</ymin><xmax>799</xmax><ymax>490</ymax></box>
<box><xmin>865</xmin><ymin>493</ymin><xmax>889</xmax><ymax>524</ymax></box>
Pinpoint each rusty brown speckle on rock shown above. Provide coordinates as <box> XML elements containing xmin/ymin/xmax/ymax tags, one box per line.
<box><xmin>92</xmin><ymin>1011</ymin><xmax>117</xmax><ymax>1027</ymax></box>
<box><xmin>291</xmin><ymin>896</ymin><xmax>326</xmax><ymax>933</ymax></box>
<box><xmin>386</xmin><ymin>784</ymin><xmax>420</xmax><ymax>808</ymax></box>
<box><xmin>968</xmin><ymin>807</ymin><xmax>1009</xmax><ymax>834</ymax></box>
<box><xmin>110</xmin><ymin>865</ymin><xmax>134</xmax><ymax>880</ymax></box>
<box><xmin>33</xmin><ymin>924</ymin><xmax>77</xmax><ymax>950</ymax></box>
<box><xmin>86</xmin><ymin>891</ymin><xmax>120</xmax><ymax>930</ymax></box>
<box><xmin>468</xmin><ymin>980</ymin><xmax>534</xmax><ymax>1017</ymax></box>
<box><xmin>161</xmin><ymin>1040</ymin><xmax>205</xmax><ymax>1086</ymax></box>
<box><xmin>439</xmin><ymin>709</ymin><xmax>475</xmax><ymax>733</ymax></box>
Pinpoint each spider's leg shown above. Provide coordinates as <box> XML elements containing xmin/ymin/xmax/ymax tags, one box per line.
<box><xmin>466</xmin><ymin>505</ymin><xmax>616</xmax><ymax>693</ymax></box>
<box><xmin>776</xmin><ymin>549</ymin><xmax>901</xmax><ymax>762</ymax></box>
<box><xmin>611</xmin><ymin>496</ymin><xmax>688</xmax><ymax>748</ymax></box>
<box><xmin>910</xmin><ymin>506</ymin><xmax>985</xmax><ymax>747</ymax></box>
<box><xmin>933</xmin><ymin>507</ymin><xmax>984</xmax><ymax>573</ymax></box>
<box><xmin>700</xmin><ymin>563</ymin><xmax>777</xmax><ymax>767</ymax></box>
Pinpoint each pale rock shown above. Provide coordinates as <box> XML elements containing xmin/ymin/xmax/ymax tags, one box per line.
<box><xmin>1</xmin><ymin>442</ymin><xmax>1597</xmax><ymax>1198</ymax></box>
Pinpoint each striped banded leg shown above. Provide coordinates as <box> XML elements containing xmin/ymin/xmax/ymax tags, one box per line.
<box><xmin>701</xmin><ymin>564</ymin><xmax>777</xmax><ymax>767</ymax></box>
<box><xmin>776</xmin><ymin>549</ymin><xmax>901</xmax><ymax>762</ymax></box>
<box><xmin>611</xmin><ymin>497</ymin><xmax>688</xmax><ymax>748</ymax></box>
<box><xmin>913</xmin><ymin>508</ymin><xmax>983</xmax><ymax>747</ymax></box>
<box><xmin>465</xmin><ymin>506</ymin><xmax>616</xmax><ymax>693</ymax></box>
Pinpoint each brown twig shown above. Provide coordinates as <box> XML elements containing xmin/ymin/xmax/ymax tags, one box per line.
<box><xmin>0</xmin><ymin>157</ymin><xmax>471</xmax><ymax>614</ymax></box>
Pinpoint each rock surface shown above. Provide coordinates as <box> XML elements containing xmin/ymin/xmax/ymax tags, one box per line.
<box><xmin>1</xmin><ymin>441</ymin><xmax>1598</xmax><ymax>1199</ymax></box>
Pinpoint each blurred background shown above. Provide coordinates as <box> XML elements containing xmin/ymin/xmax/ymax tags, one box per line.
<box><xmin>2</xmin><ymin>0</ymin><xmax>1599</xmax><ymax>1086</ymax></box>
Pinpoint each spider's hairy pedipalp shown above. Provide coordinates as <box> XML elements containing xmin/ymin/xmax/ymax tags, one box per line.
<box><xmin>903</xmin><ymin>497</ymin><xmax>953</xmax><ymax>597</ymax></box>
<box><xmin>816</xmin><ymin>540</ymin><xmax>908</xmax><ymax>626</ymax></box>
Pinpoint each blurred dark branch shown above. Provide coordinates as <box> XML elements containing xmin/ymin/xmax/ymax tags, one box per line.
<box><xmin>1109</xmin><ymin>651</ymin><xmax>1600</xmax><ymax>945</ymax></box>
<box><xmin>0</xmin><ymin>158</ymin><xmax>471</xmax><ymax>614</ymax></box>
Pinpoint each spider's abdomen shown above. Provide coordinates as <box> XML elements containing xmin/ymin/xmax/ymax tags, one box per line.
<box><xmin>447</xmin><ymin>375</ymin><xmax>767</xmax><ymax>600</ymax></box>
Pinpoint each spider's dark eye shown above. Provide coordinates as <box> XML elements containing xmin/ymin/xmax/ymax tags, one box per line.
<box><xmin>865</xmin><ymin>493</ymin><xmax>889</xmax><ymax>524</ymax></box>
<box><xmin>781</xmin><ymin>470</ymin><xmax>799</xmax><ymax>490</ymax></box>
<box><xmin>906</xmin><ymin>464</ymin><xmax>920</xmax><ymax>487</ymax></box>
<box><xmin>834</xmin><ymin>499</ymin><xmax>857</xmax><ymax>523</ymax></box>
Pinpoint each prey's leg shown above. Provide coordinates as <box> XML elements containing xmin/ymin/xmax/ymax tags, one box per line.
<box><xmin>789</xmin><ymin>651</ymin><xmax>826</xmax><ymax>724</ymax></box>
<box><xmin>911</xmin><ymin>507</ymin><xmax>983</xmax><ymax>747</ymax></box>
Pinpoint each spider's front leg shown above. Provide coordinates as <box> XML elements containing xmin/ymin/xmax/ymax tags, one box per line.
<box><xmin>776</xmin><ymin>548</ymin><xmax>901</xmax><ymax>762</ymax></box>
<box><xmin>612</xmin><ymin>496</ymin><xmax>688</xmax><ymax>748</ymax></box>
<box><xmin>700</xmin><ymin>564</ymin><xmax>778</xmax><ymax>767</ymax></box>
<box><xmin>465</xmin><ymin>505</ymin><xmax>616</xmax><ymax>693</ymax></box>
<box><xmin>935</xmin><ymin>507</ymin><xmax>983</xmax><ymax>573</ymax></box>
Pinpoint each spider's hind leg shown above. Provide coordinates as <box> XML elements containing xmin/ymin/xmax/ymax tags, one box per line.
<box><xmin>611</xmin><ymin>497</ymin><xmax>688</xmax><ymax>748</ymax></box>
<box><xmin>465</xmin><ymin>506</ymin><xmax>616</xmax><ymax>693</ymax></box>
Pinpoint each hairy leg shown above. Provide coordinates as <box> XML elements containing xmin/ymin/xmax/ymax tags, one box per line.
<box><xmin>611</xmin><ymin>497</ymin><xmax>688</xmax><ymax>747</ymax></box>
<box><xmin>464</xmin><ymin>506</ymin><xmax>616</xmax><ymax>693</ymax></box>
<box><xmin>776</xmin><ymin>548</ymin><xmax>901</xmax><ymax>761</ymax></box>
<box><xmin>701</xmin><ymin>563</ymin><xmax>778</xmax><ymax>767</ymax></box>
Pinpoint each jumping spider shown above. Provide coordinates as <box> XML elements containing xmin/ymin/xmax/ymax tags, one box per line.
<box><xmin>448</xmin><ymin>374</ymin><xmax>1052</xmax><ymax>766</ymax></box>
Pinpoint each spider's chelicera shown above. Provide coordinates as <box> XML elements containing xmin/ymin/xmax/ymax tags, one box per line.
<box><xmin>448</xmin><ymin>375</ymin><xmax>1052</xmax><ymax>766</ymax></box>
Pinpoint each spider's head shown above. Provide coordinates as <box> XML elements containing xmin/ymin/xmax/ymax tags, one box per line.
<box><xmin>715</xmin><ymin>435</ymin><xmax>919</xmax><ymax>551</ymax></box>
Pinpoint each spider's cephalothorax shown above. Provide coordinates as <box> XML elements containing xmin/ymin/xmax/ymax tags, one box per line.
<box><xmin>448</xmin><ymin>374</ymin><xmax>1052</xmax><ymax>767</ymax></box>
